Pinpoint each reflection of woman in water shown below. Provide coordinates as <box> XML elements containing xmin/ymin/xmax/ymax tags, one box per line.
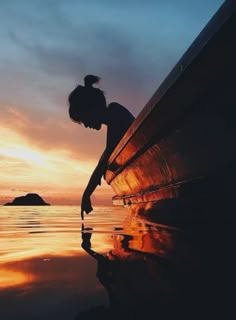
<box><xmin>81</xmin><ymin>226</ymin><xmax>114</xmax><ymax>291</ymax></box>
<box><xmin>80</xmin><ymin>225</ymin><xmax>166</xmax><ymax>319</ymax></box>
<box><xmin>68</xmin><ymin>75</ymin><xmax>135</xmax><ymax>218</ymax></box>
<box><xmin>81</xmin><ymin>225</ymin><xmax>121</xmax><ymax>319</ymax></box>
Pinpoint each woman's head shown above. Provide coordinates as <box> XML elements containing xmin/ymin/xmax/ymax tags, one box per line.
<box><xmin>68</xmin><ymin>75</ymin><xmax>107</xmax><ymax>130</ymax></box>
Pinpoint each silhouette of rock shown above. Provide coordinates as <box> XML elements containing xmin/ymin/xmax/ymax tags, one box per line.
<box><xmin>4</xmin><ymin>193</ymin><xmax>50</xmax><ymax>206</ymax></box>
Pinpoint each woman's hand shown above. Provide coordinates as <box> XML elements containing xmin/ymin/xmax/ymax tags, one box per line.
<box><xmin>81</xmin><ymin>194</ymin><xmax>93</xmax><ymax>220</ymax></box>
<box><xmin>81</xmin><ymin>223</ymin><xmax>92</xmax><ymax>248</ymax></box>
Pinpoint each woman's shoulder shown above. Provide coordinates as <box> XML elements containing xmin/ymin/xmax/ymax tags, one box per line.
<box><xmin>107</xmin><ymin>102</ymin><xmax>127</xmax><ymax>117</ymax></box>
<box><xmin>108</xmin><ymin>102</ymin><xmax>135</xmax><ymax>119</ymax></box>
<box><xmin>107</xmin><ymin>102</ymin><xmax>124</xmax><ymax>109</ymax></box>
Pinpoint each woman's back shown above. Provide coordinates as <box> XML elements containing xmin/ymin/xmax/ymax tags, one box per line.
<box><xmin>106</xmin><ymin>102</ymin><xmax>135</xmax><ymax>154</ymax></box>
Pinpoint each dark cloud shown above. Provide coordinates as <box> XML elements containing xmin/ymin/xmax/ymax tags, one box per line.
<box><xmin>8</xmin><ymin>18</ymin><xmax>149</xmax><ymax>88</ymax></box>
<box><xmin>8</xmin><ymin>30</ymin><xmax>87</xmax><ymax>79</ymax></box>
<box><xmin>9</xmin><ymin>20</ymin><xmax>161</xmax><ymax>116</ymax></box>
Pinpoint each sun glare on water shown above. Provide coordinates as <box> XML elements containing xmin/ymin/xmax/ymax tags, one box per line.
<box><xmin>0</xmin><ymin>268</ymin><xmax>34</xmax><ymax>289</ymax></box>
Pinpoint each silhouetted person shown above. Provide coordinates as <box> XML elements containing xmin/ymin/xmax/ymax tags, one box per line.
<box><xmin>68</xmin><ymin>75</ymin><xmax>135</xmax><ymax>219</ymax></box>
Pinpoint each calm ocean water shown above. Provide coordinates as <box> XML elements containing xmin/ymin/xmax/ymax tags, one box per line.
<box><xmin>0</xmin><ymin>205</ymin><xmax>232</xmax><ymax>319</ymax></box>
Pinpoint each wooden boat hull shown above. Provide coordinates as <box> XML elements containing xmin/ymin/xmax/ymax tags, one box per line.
<box><xmin>105</xmin><ymin>1</ymin><xmax>236</xmax><ymax>223</ymax></box>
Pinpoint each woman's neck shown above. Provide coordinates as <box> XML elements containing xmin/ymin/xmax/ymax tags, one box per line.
<box><xmin>101</xmin><ymin>108</ymin><xmax>109</xmax><ymax>125</ymax></box>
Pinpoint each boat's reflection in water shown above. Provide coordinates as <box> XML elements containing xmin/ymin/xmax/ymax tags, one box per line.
<box><xmin>78</xmin><ymin>213</ymin><xmax>233</xmax><ymax>320</ymax></box>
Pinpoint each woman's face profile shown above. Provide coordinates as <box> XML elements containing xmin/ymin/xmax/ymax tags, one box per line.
<box><xmin>80</xmin><ymin>112</ymin><xmax>102</xmax><ymax>130</ymax></box>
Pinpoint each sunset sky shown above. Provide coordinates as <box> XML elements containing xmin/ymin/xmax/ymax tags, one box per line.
<box><xmin>0</xmin><ymin>0</ymin><xmax>224</xmax><ymax>205</ymax></box>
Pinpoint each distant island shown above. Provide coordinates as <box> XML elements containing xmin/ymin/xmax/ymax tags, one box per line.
<box><xmin>4</xmin><ymin>193</ymin><xmax>50</xmax><ymax>206</ymax></box>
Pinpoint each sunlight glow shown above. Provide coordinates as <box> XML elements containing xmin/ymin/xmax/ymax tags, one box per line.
<box><xmin>0</xmin><ymin>268</ymin><xmax>34</xmax><ymax>289</ymax></box>
<box><xmin>0</xmin><ymin>145</ymin><xmax>47</xmax><ymax>165</ymax></box>
<box><xmin>0</xmin><ymin>126</ymin><xmax>112</xmax><ymax>204</ymax></box>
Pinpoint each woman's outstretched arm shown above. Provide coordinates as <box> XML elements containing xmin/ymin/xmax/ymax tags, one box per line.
<box><xmin>81</xmin><ymin>150</ymin><xmax>111</xmax><ymax>218</ymax></box>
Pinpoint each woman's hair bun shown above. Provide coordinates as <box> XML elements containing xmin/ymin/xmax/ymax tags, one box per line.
<box><xmin>84</xmin><ymin>75</ymin><xmax>101</xmax><ymax>87</ymax></box>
